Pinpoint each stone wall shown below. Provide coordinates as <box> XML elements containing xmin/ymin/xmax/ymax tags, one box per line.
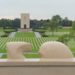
<box><xmin>0</xmin><ymin>59</ymin><xmax>75</xmax><ymax>75</ymax></box>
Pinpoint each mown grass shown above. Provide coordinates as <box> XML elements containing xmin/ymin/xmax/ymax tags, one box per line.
<box><xmin>35</xmin><ymin>27</ymin><xmax>71</xmax><ymax>32</ymax></box>
<box><xmin>0</xmin><ymin>27</ymin><xmax>75</xmax><ymax>58</ymax></box>
<box><xmin>0</xmin><ymin>37</ymin><xmax>75</xmax><ymax>58</ymax></box>
<box><xmin>58</xmin><ymin>27</ymin><xmax>71</xmax><ymax>32</ymax></box>
<box><xmin>15</xmin><ymin>32</ymin><xmax>35</xmax><ymax>37</ymax></box>
<box><xmin>1</xmin><ymin>53</ymin><xmax>40</xmax><ymax>59</ymax></box>
<box><xmin>0</xmin><ymin>37</ymin><xmax>58</xmax><ymax>53</ymax></box>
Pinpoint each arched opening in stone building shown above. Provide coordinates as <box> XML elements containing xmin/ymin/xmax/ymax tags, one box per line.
<box><xmin>24</xmin><ymin>24</ymin><xmax>26</xmax><ymax>29</ymax></box>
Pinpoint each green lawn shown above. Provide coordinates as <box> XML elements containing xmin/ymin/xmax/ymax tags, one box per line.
<box><xmin>0</xmin><ymin>29</ymin><xmax>75</xmax><ymax>58</ymax></box>
<box><xmin>0</xmin><ymin>37</ymin><xmax>75</xmax><ymax>58</ymax></box>
<box><xmin>0</xmin><ymin>37</ymin><xmax>58</xmax><ymax>53</ymax></box>
<box><xmin>1</xmin><ymin>53</ymin><xmax>41</xmax><ymax>58</ymax></box>
<box><xmin>15</xmin><ymin>32</ymin><xmax>35</xmax><ymax>37</ymax></box>
<box><xmin>0</xmin><ymin>32</ymin><xmax>5</xmax><ymax>36</ymax></box>
<box><xmin>35</xmin><ymin>27</ymin><xmax>71</xmax><ymax>32</ymax></box>
<box><xmin>0</xmin><ymin>37</ymin><xmax>58</xmax><ymax>58</ymax></box>
<box><xmin>58</xmin><ymin>27</ymin><xmax>71</xmax><ymax>32</ymax></box>
<box><xmin>45</xmin><ymin>32</ymin><xmax>70</xmax><ymax>37</ymax></box>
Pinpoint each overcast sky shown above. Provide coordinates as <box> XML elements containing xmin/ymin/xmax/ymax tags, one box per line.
<box><xmin>0</xmin><ymin>0</ymin><xmax>75</xmax><ymax>20</ymax></box>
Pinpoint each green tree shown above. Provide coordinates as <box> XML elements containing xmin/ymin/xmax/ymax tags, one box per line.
<box><xmin>70</xmin><ymin>21</ymin><xmax>75</xmax><ymax>38</ymax></box>
<box><xmin>49</xmin><ymin>15</ymin><xmax>62</xmax><ymax>35</ymax></box>
<box><xmin>12</xmin><ymin>18</ymin><xmax>20</xmax><ymax>30</ymax></box>
<box><xmin>57</xmin><ymin>34</ymin><xmax>70</xmax><ymax>45</ymax></box>
<box><xmin>62</xmin><ymin>17</ymin><xmax>72</xmax><ymax>27</ymax></box>
<box><xmin>72</xmin><ymin>21</ymin><xmax>75</xmax><ymax>30</ymax></box>
<box><xmin>0</xmin><ymin>19</ymin><xmax>13</xmax><ymax>29</ymax></box>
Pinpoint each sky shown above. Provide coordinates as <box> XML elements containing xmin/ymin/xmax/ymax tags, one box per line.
<box><xmin>0</xmin><ymin>0</ymin><xmax>75</xmax><ymax>20</ymax></box>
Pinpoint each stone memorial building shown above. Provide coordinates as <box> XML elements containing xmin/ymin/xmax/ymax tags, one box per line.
<box><xmin>19</xmin><ymin>13</ymin><xmax>32</xmax><ymax>32</ymax></box>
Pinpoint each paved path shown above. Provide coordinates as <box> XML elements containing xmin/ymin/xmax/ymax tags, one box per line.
<box><xmin>0</xmin><ymin>53</ymin><xmax>6</xmax><ymax>58</ymax></box>
<box><xmin>9</xmin><ymin>32</ymin><xmax>16</xmax><ymax>38</ymax></box>
<box><xmin>34</xmin><ymin>32</ymin><xmax>41</xmax><ymax>38</ymax></box>
<box><xmin>0</xmin><ymin>53</ymin><xmax>3</xmax><ymax>58</ymax></box>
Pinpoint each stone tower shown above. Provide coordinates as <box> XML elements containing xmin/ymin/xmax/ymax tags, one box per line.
<box><xmin>21</xmin><ymin>13</ymin><xmax>30</xmax><ymax>29</ymax></box>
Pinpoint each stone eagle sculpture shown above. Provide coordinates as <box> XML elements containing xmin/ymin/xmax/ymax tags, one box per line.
<box><xmin>6</xmin><ymin>42</ymin><xmax>32</xmax><ymax>60</ymax></box>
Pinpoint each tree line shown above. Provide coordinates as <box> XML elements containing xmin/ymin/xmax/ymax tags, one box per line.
<box><xmin>0</xmin><ymin>15</ymin><xmax>73</xmax><ymax>30</ymax></box>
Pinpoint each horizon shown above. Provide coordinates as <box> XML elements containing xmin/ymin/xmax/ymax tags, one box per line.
<box><xmin>0</xmin><ymin>14</ymin><xmax>74</xmax><ymax>20</ymax></box>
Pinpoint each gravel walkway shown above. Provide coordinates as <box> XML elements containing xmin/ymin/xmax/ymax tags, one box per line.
<box><xmin>34</xmin><ymin>32</ymin><xmax>41</xmax><ymax>38</ymax></box>
<box><xmin>9</xmin><ymin>32</ymin><xmax>16</xmax><ymax>38</ymax></box>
